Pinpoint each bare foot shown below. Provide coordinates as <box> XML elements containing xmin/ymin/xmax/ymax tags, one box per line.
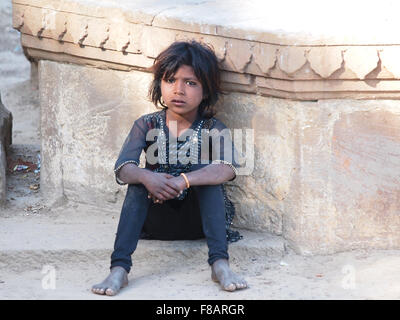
<box><xmin>211</xmin><ymin>259</ymin><xmax>248</xmax><ymax>292</ymax></box>
<box><xmin>92</xmin><ymin>266</ymin><xmax>128</xmax><ymax>296</ymax></box>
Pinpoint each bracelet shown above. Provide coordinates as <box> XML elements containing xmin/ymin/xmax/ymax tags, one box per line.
<box><xmin>180</xmin><ymin>173</ymin><xmax>190</xmax><ymax>189</ymax></box>
<box><xmin>211</xmin><ymin>160</ymin><xmax>238</xmax><ymax>177</ymax></box>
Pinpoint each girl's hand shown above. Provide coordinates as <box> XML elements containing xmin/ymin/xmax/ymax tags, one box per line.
<box><xmin>148</xmin><ymin>193</ymin><xmax>162</xmax><ymax>204</ymax></box>
<box><xmin>147</xmin><ymin>191</ymin><xmax>182</xmax><ymax>204</ymax></box>
<box><xmin>146</xmin><ymin>174</ymin><xmax>188</xmax><ymax>204</ymax></box>
<box><xmin>141</xmin><ymin>172</ymin><xmax>182</xmax><ymax>202</ymax></box>
<box><xmin>167</xmin><ymin>175</ymin><xmax>188</xmax><ymax>192</ymax></box>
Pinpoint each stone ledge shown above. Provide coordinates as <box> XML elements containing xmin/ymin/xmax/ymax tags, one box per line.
<box><xmin>0</xmin><ymin>214</ymin><xmax>286</xmax><ymax>272</ymax></box>
<box><xmin>12</xmin><ymin>0</ymin><xmax>400</xmax><ymax>100</ymax></box>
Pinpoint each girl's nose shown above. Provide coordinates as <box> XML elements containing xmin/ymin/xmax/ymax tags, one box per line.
<box><xmin>174</xmin><ymin>80</ymin><xmax>185</xmax><ymax>95</ymax></box>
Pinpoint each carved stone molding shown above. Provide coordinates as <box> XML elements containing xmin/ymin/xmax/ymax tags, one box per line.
<box><xmin>12</xmin><ymin>0</ymin><xmax>400</xmax><ymax>100</ymax></box>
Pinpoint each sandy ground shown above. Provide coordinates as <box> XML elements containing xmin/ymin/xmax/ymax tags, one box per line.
<box><xmin>1</xmin><ymin>0</ymin><xmax>400</xmax><ymax>301</ymax></box>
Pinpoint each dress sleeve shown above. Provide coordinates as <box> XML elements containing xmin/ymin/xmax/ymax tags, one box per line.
<box><xmin>114</xmin><ymin>116</ymin><xmax>148</xmax><ymax>185</ymax></box>
<box><xmin>209</xmin><ymin>118</ymin><xmax>241</xmax><ymax>181</ymax></box>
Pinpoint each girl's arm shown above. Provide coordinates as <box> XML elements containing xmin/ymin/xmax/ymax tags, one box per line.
<box><xmin>118</xmin><ymin>163</ymin><xmax>148</xmax><ymax>185</ymax></box>
<box><xmin>119</xmin><ymin>162</ymin><xmax>234</xmax><ymax>191</ymax></box>
<box><xmin>184</xmin><ymin>163</ymin><xmax>235</xmax><ymax>186</ymax></box>
<box><xmin>119</xmin><ymin>163</ymin><xmax>181</xmax><ymax>201</ymax></box>
<box><xmin>168</xmin><ymin>163</ymin><xmax>235</xmax><ymax>192</ymax></box>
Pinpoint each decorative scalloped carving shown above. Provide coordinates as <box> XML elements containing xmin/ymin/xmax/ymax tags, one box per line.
<box><xmin>39</xmin><ymin>7</ymin><xmax>56</xmax><ymax>38</ymax></box>
<box><xmin>57</xmin><ymin>19</ymin><xmax>68</xmax><ymax>42</ymax></box>
<box><xmin>86</xmin><ymin>19</ymin><xmax>109</xmax><ymax>48</ymax></box>
<box><xmin>59</xmin><ymin>14</ymin><xmax>73</xmax><ymax>43</ymax></box>
<box><xmin>127</xmin><ymin>24</ymin><xmax>143</xmax><ymax>53</ymax></box>
<box><xmin>78</xmin><ymin>23</ymin><xmax>88</xmax><ymax>46</ymax></box>
<box><xmin>174</xmin><ymin>33</ymin><xmax>227</xmax><ymax>62</ymax></box>
<box><xmin>12</xmin><ymin>2</ymin><xmax>400</xmax><ymax>100</ymax></box>
<box><xmin>307</xmin><ymin>47</ymin><xmax>343</xmax><ymax>78</ymax></box>
<box><xmin>106</xmin><ymin>22</ymin><xmax>130</xmax><ymax>52</ymax></box>
<box><xmin>277</xmin><ymin>47</ymin><xmax>307</xmax><ymax>75</ymax></box>
<box><xmin>343</xmin><ymin>47</ymin><xmax>379</xmax><ymax>79</ymax></box>
<box><xmin>37</xmin><ymin>14</ymin><xmax>46</xmax><ymax>38</ymax></box>
<box><xmin>66</xmin><ymin>14</ymin><xmax>89</xmax><ymax>46</ymax></box>
<box><xmin>253</xmin><ymin>43</ymin><xmax>277</xmax><ymax>74</ymax></box>
<box><xmin>200</xmin><ymin>35</ymin><xmax>227</xmax><ymax>62</ymax></box>
<box><xmin>379</xmin><ymin>47</ymin><xmax>400</xmax><ymax>78</ymax></box>
<box><xmin>224</xmin><ymin>39</ymin><xmax>252</xmax><ymax>73</ymax></box>
<box><xmin>12</xmin><ymin>5</ymin><xmax>25</xmax><ymax>31</ymax></box>
<box><xmin>99</xmin><ymin>27</ymin><xmax>109</xmax><ymax>49</ymax></box>
<box><xmin>141</xmin><ymin>26</ymin><xmax>176</xmax><ymax>58</ymax></box>
<box><xmin>21</xmin><ymin>6</ymin><xmax>43</xmax><ymax>36</ymax></box>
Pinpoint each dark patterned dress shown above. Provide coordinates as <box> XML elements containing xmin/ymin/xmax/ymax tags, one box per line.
<box><xmin>114</xmin><ymin>109</ymin><xmax>242</xmax><ymax>243</ymax></box>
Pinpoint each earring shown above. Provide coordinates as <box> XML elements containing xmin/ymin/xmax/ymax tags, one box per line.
<box><xmin>160</xmin><ymin>96</ymin><xmax>166</xmax><ymax>107</ymax></box>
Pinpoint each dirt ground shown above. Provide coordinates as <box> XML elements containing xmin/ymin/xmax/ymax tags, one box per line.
<box><xmin>1</xmin><ymin>0</ymin><xmax>400</xmax><ymax>301</ymax></box>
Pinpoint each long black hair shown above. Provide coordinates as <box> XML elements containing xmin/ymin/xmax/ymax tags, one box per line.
<box><xmin>148</xmin><ymin>40</ymin><xmax>222</xmax><ymax>118</ymax></box>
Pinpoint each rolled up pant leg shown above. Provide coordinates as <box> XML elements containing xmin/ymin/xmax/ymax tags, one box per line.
<box><xmin>110</xmin><ymin>184</ymin><xmax>150</xmax><ymax>273</ymax></box>
<box><xmin>192</xmin><ymin>184</ymin><xmax>229</xmax><ymax>265</ymax></box>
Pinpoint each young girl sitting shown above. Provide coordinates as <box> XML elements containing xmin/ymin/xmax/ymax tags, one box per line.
<box><xmin>92</xmin><ymin>40</ymin><xmax>248</xmax><ymax>296</ymax></box>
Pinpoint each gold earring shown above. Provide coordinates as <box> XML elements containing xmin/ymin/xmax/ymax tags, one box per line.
<box><xmin>160</xmin><ymin>96</ymin><xmax>166</xmax><ymax>106</ymax></box>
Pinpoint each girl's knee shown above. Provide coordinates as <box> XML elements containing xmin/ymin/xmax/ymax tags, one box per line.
<box><xmin>127</xmin><ymin>183</ymin><xmax>147</xmax><ymax>194</ymax></box>
<box><xmin>123</xmin><ymin>184</ymin><xmax>149</xmax><ymax>208</ymax></box>
<box><xmin>192</xmin><ymin>184</ymin><xmax>224</xmax><ymax>204</ymax></box>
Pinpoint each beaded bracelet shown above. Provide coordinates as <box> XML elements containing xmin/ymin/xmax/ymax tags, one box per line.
<box><xmin>211</xmin><ymin>160</ymin><xmax>238</xmax><ymax>177</ymax></box>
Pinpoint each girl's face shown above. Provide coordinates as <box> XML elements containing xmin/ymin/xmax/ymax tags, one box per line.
<box><xmin>160</xmin><ymin>65</ymin><xmax>204</xmax><ymax>119</ymax></box>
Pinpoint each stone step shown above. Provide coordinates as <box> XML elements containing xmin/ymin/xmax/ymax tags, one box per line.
<box><xmin>0</xmin><ymin>215</ymin><xmax>286</xmax><ymax>273</ymax></box>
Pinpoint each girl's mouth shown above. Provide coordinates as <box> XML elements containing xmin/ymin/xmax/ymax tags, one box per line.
<box><xmin>171</xmin><ymin>99</ymin><xmax>186</xmax><ymax>105</ymax></box>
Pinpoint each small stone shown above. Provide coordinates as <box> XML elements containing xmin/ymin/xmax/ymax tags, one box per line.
<box><xmin>29</xmin><ymin>183</ymin><xmax>40</xmax><ymax>190</ymax></box>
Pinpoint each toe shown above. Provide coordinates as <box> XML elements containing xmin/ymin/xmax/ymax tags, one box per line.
<box><xmin>233</xmin><ymin>275</ymin><xmax>247</xmax><ymax>290</ymax></box>
<box><xmin>92</xmin><ymin>287</ymin><xmax>105</xmax><ymax>295</ymax></box>
<box><xmin>223</xmin><ymin>282</ymin><xmax>236</xmax><ymax>292</ymax></box>
<box><xmin>235</xmin><ymin>278</ymin><xmax>246</xmax><ymax>288</ymax></box>
<box><xmin>105</xmin><ymin>288</ymin><xmax>116</xmax><ymax>296</ymax></box>
<box><xmin>238</xmin><ymin>282</ymin><xmax>247</xmax><ymax>289</ymax></box>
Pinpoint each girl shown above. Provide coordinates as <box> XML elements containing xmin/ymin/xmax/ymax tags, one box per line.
<box><xmin>92</xmin><ymin>40</ymin><xmax>247</xmax><ymax>296</ymax></box>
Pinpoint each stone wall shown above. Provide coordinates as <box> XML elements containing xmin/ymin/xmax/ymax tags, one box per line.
<box><xmin>207</xmin><ymin>95</ymin><xmax>400</xmax><ymax>254</ymax></box>
<box><xmin>13</xmin><ymin>0</ymin><xmax>400</xmax><ymax>254</ymax></box>
<box><xmin>39</xmin><ymin>60</ymin><xmax>400</xmax><ymax>254</ymax></box>
<box><xmin>0</xmin><ymin>95</ymin><xmax>12</xmax><ymax>206</ymax></box>
<box><xmin>39</xmin><ymin>60</ymin><xmax>154</xmax><ymax>207</ymax></box>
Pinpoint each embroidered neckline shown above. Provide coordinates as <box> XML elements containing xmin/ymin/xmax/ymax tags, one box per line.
<box><xmin>157</xmin><ymin>110</ymin><xmax>205</xmax><ymax>166</ymax></box>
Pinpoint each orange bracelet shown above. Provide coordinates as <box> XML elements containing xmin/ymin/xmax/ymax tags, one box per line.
<box><xmin>180</xmin><ymin>173</ymin><xmax>190</xmax><ymax>189</ymax></box>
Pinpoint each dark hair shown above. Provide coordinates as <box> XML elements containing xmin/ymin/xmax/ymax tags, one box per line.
<box><xmin>148</xmin><ymin>40</ymin><xmax>221</xmax><ymax>118</ymax></box>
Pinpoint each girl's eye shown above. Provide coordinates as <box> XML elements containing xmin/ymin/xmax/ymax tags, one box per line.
<box><xmin>165</xmin><ymin>78</ymin><xmax>175</xmax><ymax>83</ymax></box>
<box><xmin>186</xmin><ymin>80</ymin><xmax>197</xmax><ymax>86</ymax></box>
